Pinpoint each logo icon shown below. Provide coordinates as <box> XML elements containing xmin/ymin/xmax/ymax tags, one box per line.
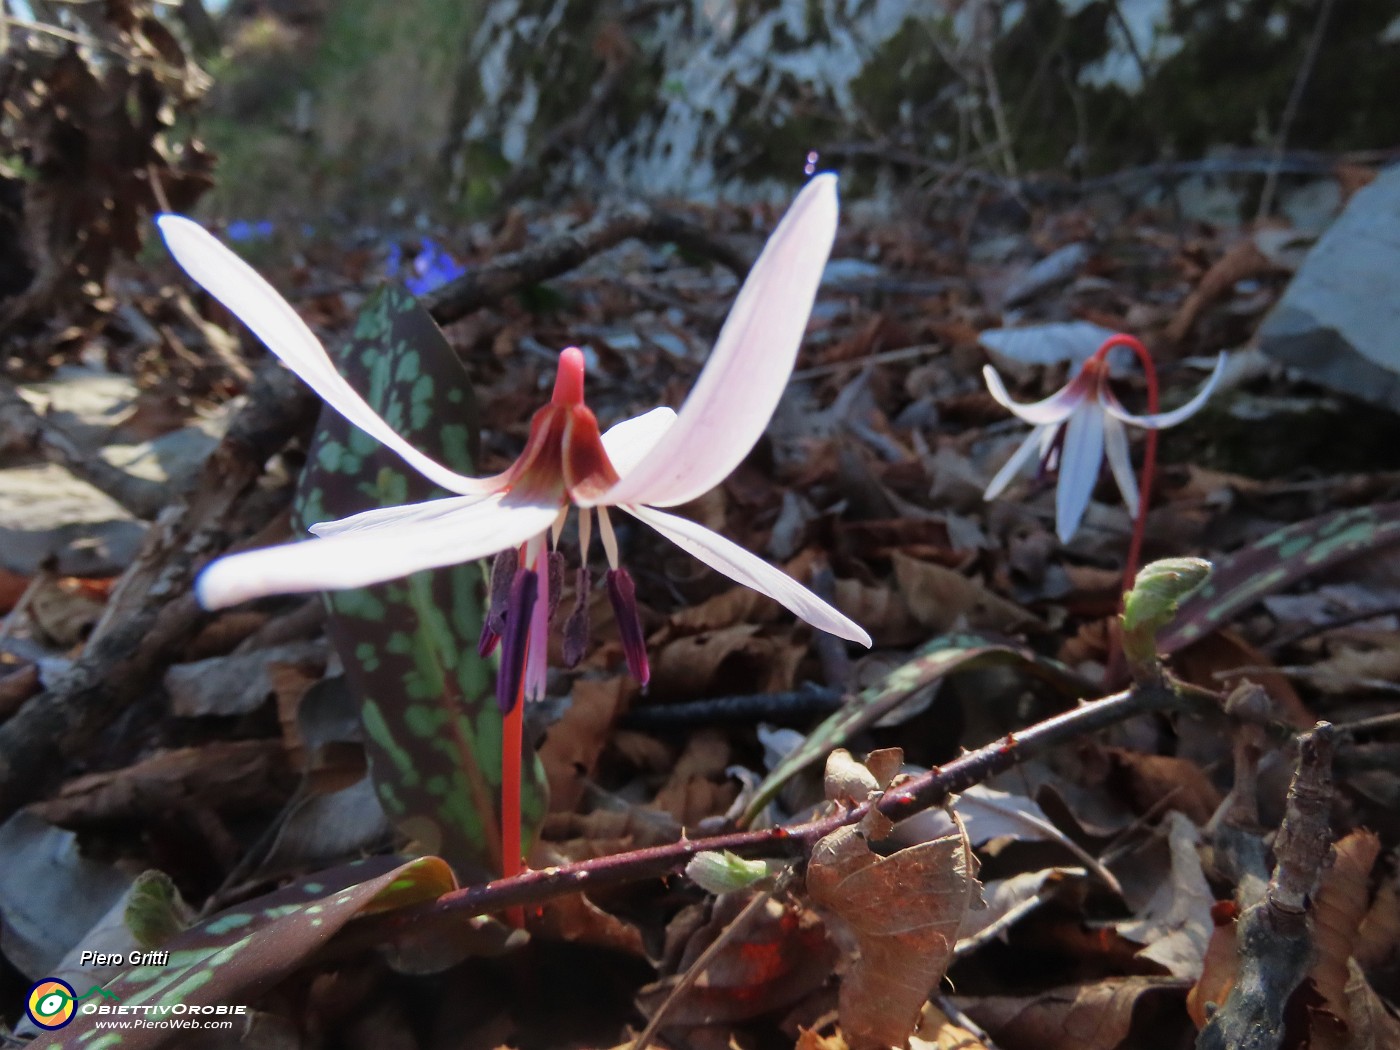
<box><xmin>25</xmin><ymin>979</ymin><xmax>120</xmax><ymax>1030</ymax></box>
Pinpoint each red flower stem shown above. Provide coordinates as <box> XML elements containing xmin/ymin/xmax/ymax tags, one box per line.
<box><xmin>1091</xmin><ymin>335</ymin><xmax>1160</xmax><ymax>594</ymax></box>
<box><xmin>502</xmin><ymin>674</ymin><xmax>525</xmax><ymax>928</ymax></box>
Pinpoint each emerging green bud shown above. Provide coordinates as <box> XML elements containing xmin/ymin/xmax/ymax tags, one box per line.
<box><xmin>685</xmin><ymin>850</ymin><xmax>777</xmax><ymax>895</ymax></box>
<box><xmin>125</xmin><ymin>870</ymin><xmax>193</xmax><ymax>949</ymax></box>
<box><xmin>1122</xmin><ymin>557</ymin><xmax>1213</xmax><ymax>636</ymax></box>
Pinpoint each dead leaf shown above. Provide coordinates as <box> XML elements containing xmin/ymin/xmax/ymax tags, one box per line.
<box><xmin>638</xmin><ymin>891</ymin><xmax>836</xmax><ymax>1026</ymax></box>
<box><xmin>892</xmin><ymin>551</ymin><xmax>1039</xmax><ymax>634</ymax></box>
<box><xmin>650</xmin><ymin>729</ymin><xmax>739</xmax><ymax>826</ymax></box>
<box><xmin>1113</xmin><ymin>812</ymin><xmax>1214</xmax><ymax>979</ymax></box>
<box><xmin>528</xmin><ymin>891</ymin><xmax>645</xmax><ymax>957</ymax></box>
<box><xmin>650</xmin><ymin>623</ymin><xmax>803</xmax><ymax>699</ymax></box>
<box><xmin>1305</xmin><ymin>829</ymin><xmax>1382</xmax><ymax>1045</ymax></box>
<box><xmin>1355</xmin><ymin>871</ymin><xmax>1400</xmax><ymax>972</ymax></box>
<box><xmin>1107</xmin><ymin>749</ymin><xmax>1224</xmax><ymax>826</ymax></box>
<box><xmin>909</xmin><ymin>1003</ymin><xmax>992</xmax><ymax>1050</ymax></box>
<box><xmin>807</xmin><ymin>823</ymin><xmax>977</xmax><ymax>1050</ymax></box>
<box><xmin>539</xmin><ymin>677</ymin><xmax>635</xmax><ymax>814</ymax></box>
<box><xmin>954</xmin><ymin>976</ymin><xmax>1190</xmax><ymax>1050</ymax></box>
<box><xmin>1186</xmin><ymin>903</ymin><xmax>1239</xmax><ymax>1029</ymax></box>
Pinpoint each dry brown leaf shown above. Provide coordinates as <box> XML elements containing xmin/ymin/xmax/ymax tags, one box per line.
<box><xmin>538</xmin><ymin>677</ymin><xmax>635</xmax><ymax>814</ymax></box>
<box><xmin>796</xmin><ymin>1027</ymin><xmax>848</xmax><ymax>1050</ymax></box>
<box><xmin>831</xmin><ymin>577</ymin><xmax>922</xmax><ymax>646</ymax></box>
<box><xmin>527</xmin><ymin>891</ymin><xmax>646</xmax><ymax>957</ymax></box>
<box><xmin>29</xmin><ymin>740</ymin><xmax>295</xmax><ymax>825</ymax></box>
<box><xmin>909</xmin><ymin>1003</ymin><xmax>991</xmax><ymax>1050</ymax></box>
<box><xmin>1341</xmin><ymin>959</ymin><xmax>1400</xmax><ymax>1050</ymax></box>
<box><xmin>638</xmin><ymin>892</ymin><xmax>837</xmax><ymax>1026</ymax></box>
<box><xmin>1106</xmin><ymin>749</ymin><xmax>1223</xmax><ymax>825</ymax></box>
<box><xmin>1306</xmin><ymin>828</ymin><xmax>1382</xmax><ymax>1044</ymax></box>
<box><xmin>1166</xmin><ymin>236</ymin><xmax>1276</xmax><ymax>343</ymax></box>
<box><xmin>1172</xmin><ymin>630</ymin><xmax>1314</xmax><ymax>727</ymax></box>
<box><xmin>1355</xmin><ymin>871</ymin><xmax>1400</xmax><ymax>972</ymax></box>
<box><xmin>1308</xmin><ymin>645</ymin><xmax>1400</xmax><ymax>693</ymax></box>
<box><xmin>891</xmin><ymin>551</ymin><xmax>1039</xmax><ymax>634</ymax></box>
<box><xmin>954</xmin><ymin>976</ymin><xmax>1190</xmax><ymax>1050</ymax></box>
<box><xmin>1113</xmin><ymin>812</ymin><xmax>1214</xmax><ymax>979</ymax></box>
<box><xmin>807</xmin><ymin>823</ymin><xmax>977</xmax><ymax>1050</ymax></box>
<box><xmin>650</xmin><ymin>623</ymin><xmax>803</xmax><ymax>700</ymax></box>
<box><xmin>665</xmin><ymin>585</ymin><xmax>784</xmax><ymax>635</ymax></box>
<box><xmin>1186</xmin><ymin>903</ymin><xmax>1239</xmax><ymax>1029</ymax></box>
<box><xmin>650</xmin><ymin>729</ymin><xmax>738</xmax><ymax>826</ymax></box>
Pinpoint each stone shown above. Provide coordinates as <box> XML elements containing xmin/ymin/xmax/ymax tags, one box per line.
<box><xmin>1258</xmin><ymin>165</ymin><xmax>1400</xmax><ymax>414</ymax></box>
<box><xmin>0</xmin><ymin>465</ymin><xmax>146</xmax><ymax>576</ymax></box>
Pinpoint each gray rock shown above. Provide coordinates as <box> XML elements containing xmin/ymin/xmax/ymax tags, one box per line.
<box><xmin>0</xmin><ymin>465</ymin><xmax>147</xmax><ymax>576</ymax></box>
<box><xmin>1258</xmin><ymin>165</ymin><xmax>1400</xmax><ymax>413</ymax></box>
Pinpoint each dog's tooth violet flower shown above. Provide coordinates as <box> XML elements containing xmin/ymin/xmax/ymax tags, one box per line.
<box><xmin>982</xmin><ymin>345</ymin><xmax>1225</xmax><ymax>543</ymax></box>
<box><xmin>158</xmin><ymin>174</ymin><xmax>871</xmax><ymax>710</ymax></box>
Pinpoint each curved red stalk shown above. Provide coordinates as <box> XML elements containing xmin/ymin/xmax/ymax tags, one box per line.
<box><xmin>1090</xmin><ymin>334</ymin><xmax>1159</xmax><ymax>594</ymax></box>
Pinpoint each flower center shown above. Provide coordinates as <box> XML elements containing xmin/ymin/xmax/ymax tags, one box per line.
<box><xmin>501</xmin><ymin>348</ymin><xmax>620</xmax><ymax>505</ymax></box>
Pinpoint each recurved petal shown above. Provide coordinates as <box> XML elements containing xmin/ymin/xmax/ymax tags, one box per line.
<box><xmin>591</xmin><ymin>175</ymin><xmax>838</xmax><ymax>509</ymax></box>
<box><xmin>983</xmin><ymin>364</ymin><xmax>1090</xmax><ymax>425</ymax></box>
<box><xmin>1055</xmin><ymin>401</ymin><xmax>1105</xmax><ymax>543</ymax></box>
<box><xmin>195</xmin><ymin>494</ymin><xmax>558</xmax><ymax>609</ymax></box>
<box><xmin>1100</xmin><ymin>352</ymin><xmax>1227</xmax><ymax>429</ymax></box>
<box><xmin>1101</xmin><ymin>412</ymin><xmax>1139</xmax><ymax>518</ymax></box>
<box><xmin>157</xmin><ymin>215</ymin><xmax>494</xmax><ymax>497</ymax></box>
<box><xmin>983</xmin><ymin>424</ymin><xmax>1050</xmax><ymax>501</ymax></box>
<box><xmin>599</xmin><ymin>407</ymin><xmax>677</xmax><ymax>480</ymax></box>
<box><xmin>623</xmin><ymin>503</ymin><xmax>872</xmax><ymax>647</ymax></box>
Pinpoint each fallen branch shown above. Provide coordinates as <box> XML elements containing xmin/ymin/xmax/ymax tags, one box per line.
<box><xmin>1197</xmin><ymin>723</ymin><xmax>1336</xmax><ymax>1050</ymax></box>
<box><xmin>421</xmin><ymin>204</ymin><xmax>749</xmax><ymax>323</ymax></box>
<box><xmin>361</xmin><ymin>678</ymin><xmax>1214</xmax><ymax>931</ymax></box>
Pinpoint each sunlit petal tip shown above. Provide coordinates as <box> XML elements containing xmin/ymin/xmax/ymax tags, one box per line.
<box><xmin>1103</xmin><ymin>352</ymin><xmax>1228</xmax><ymax>429</ymax></box>
<box><xmin>598</xmin><ymin>177</ymin><xmax>839</xmax><ymax>508</ymax></box>
<box><xmin>591</xmin><ymin>407</ymin><xmax>679</xmax><ymax>494</ymax></box>
<box><xmin>159</xmin><ymin>216</ymin><xmax>492</xmax><ymax>498</ymax></box>
<box><xmin>624</xmin><ymin>505</ymin><xmax>872</xmax><ymax>647</ymax></box>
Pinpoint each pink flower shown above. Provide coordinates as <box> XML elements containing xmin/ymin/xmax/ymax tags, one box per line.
<box><xmin>158</xmin><ymin>175</ymin><xmax>871</xmax><ymax>705</ymax></box>
<box><xmin>982</xmin><ymin>351</ymin><xmax>1225</xmax><ymax>542</ymax></box>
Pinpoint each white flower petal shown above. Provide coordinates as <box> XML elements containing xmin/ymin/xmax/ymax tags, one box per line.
<box><xmin>1101</xmin><ymin>352</ymin><xmax>1227</xmax><ymax>429</ymax></box>
<box><xmin>196</xmin><ymin>495</ymin><xmax>558</xmax><ymax>609</ymax></box>
<box><xmin>1101</xmin><ymin>413</ymin><xmax>1139</xmax><ymax>519</ymax></box>
<box><xmin>158</xmin><ymin>215</ymin><xmax>494</xmax><ymax>497</ymax></box>
<box><xmin>623</xmin><ymin>503</ymin><xmax>871</xmax><ymax>647</ymax></box>
<box><xmin>600</xmin><ymin>407</ymin><xmax>678</xmax><ymax>480</ymax></box>
<box><xmin>983</xmin><ymin>364</ymin><xmax>1090</xmax><ymax>425</ymax></box>
<box><xmin>592</xmin><ymin>175</ymin><xmax>838</xmax><ymax>508</ymax></box>
<box><xmin>1055</xmin><ymin>402</ymin><xmax>1105</xmax><ymax>543</ymax></box>
<box><xmin>983</xmin><ymin>424</ymin><xmax>1050</xmax><ymax>501</ymax></box>
<box><xmin>309</xmin><ymin>493</ymin><xmax>494</xmax><ymax>537</ymax></box>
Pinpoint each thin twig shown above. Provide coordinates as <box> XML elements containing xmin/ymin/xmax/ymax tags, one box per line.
<box><xmin>631</xmin><ymin>879</ymin><xmax>784</xmax><ymax>1050</ymax></box>
<box><xmin>351</xmin><ymin>680</ymin><xmax>1212</xmax><ymax>932</ymax></box>
<box><xmin>1257</xmin><ymin>0</ymin><xmax>1336</xmax><ymax>221</ymax></box>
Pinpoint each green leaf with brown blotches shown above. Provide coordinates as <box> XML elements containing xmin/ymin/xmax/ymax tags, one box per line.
<box><xmin>292</xmin><ymin>284</ymin><xmax>547</xmax><ymax>881</ymax></box>
<box><xmin>1162</xmin><ymin>502</ymin><xmax>1400</xmax><ymax>654</ymax></box>
<box><xmin>52</xmin><ymin>857</ymin><xmax>459</xmax><ymax>1050</ymax></box>
<box><xmin>739</xmin><ymin>633</ymin><xmax>1088</xmax><ymax>827</ymax></box>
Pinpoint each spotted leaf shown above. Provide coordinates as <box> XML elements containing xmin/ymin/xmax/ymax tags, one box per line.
<box><xmin>740</xmin><ymin>633</ymin><xmax>1088</xmax><ymax>826</ymax></box>
<box><xmin>51</xmin><ymin>857</ymin><xmax>455</xmax><ymax>1049</ymax></box>
<box><xmin>1162</xmin><ymin>502</ymin><xmax>1400</xmax><ymax>653</ymax></box>
<box><xmin>292</xmin><ymin>284</ymin><xmax>547</xmax><ymax>880</ymax></box>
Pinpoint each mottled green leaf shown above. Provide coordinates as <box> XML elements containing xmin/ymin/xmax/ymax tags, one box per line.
<box><xmin>1162</xmin><ymin>502</ymin><xmax>1400</xmax><ymax>654</ymax></box>
<box><xmin>52</xmin><ymin>857</ymin><xmax>454</xmax><ymax>1049</ymax></box>
<box><xmin>739</xmin><ymin>633</ymin><xmax>1088</xmax><ymax>827</ymax></box>
<box><xmin>292</xmin><ymin>284</ymin><xmax>546</xmax><ymax>880</ymax></box>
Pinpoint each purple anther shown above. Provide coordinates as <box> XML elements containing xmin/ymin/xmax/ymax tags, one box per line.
<box><xmin>495</xmin><ymin>567</ymin><xmax>538</xmax><ymax>714</ymax></box>
<box><xmin>605</xmin><ymin>568</ymin><xmax>649</xmax><ymax>688</ymax></box>
<box><xmin>478</xmin><ymin>548</ymin><xmax>519</xmax><ymax>657</ymax></box>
